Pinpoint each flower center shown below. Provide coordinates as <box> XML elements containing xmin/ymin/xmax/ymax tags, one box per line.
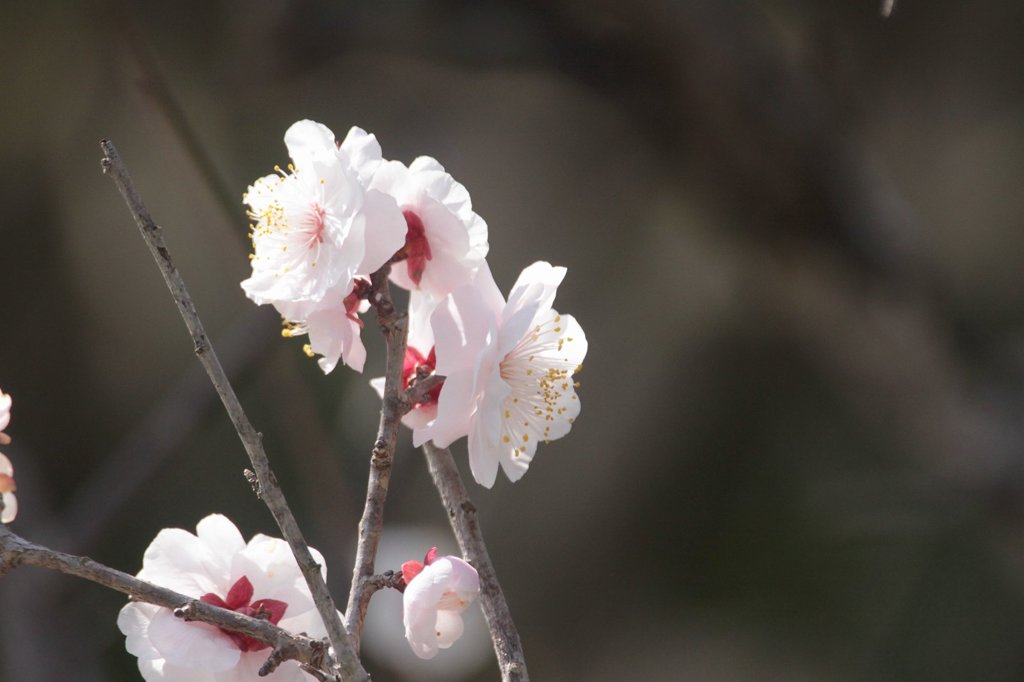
<box><xmin>497</xmin><ymin>313</ymin><xmax>581</xmax><ymax>454</ymax></box>
<box><xmin>200</xmin><ymin>576</ymin><xmax>288</xmax><ymax>652</ymax></box>
<box><xmin>398</xmin><ymin>210</ymin><xmax>433</xmax><ymax>286</ymax></box>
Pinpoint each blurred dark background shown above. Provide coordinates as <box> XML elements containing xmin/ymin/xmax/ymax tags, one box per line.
<box><xmin>2</xmin><ymin>1</ymin><xmax>1024</xmax><ymax>680</ymax></box>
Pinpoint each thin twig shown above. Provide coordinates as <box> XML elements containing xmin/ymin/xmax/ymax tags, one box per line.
<box><xmin>405</xmin><ymin>373</ymin><xmax>445</xmax><ymax>408</ymax></box>
<box><xmin>421</xmin><ymin>442</ymin><xmax>529</xmax><ymax>682</ymax></box>
<box><xmin>0</xmin><ymin>525</ymin><xmax>333</xmax><ymax>674</ymax></box>
<box><xmin>344</xmin><ymin>267</ymin><xmax>409</xmax><ymax>649</ymax></box>
<box><xmin>99</xmin><ymin>139</ymin><xmax>367</xmax><ymax>682</ymax></box>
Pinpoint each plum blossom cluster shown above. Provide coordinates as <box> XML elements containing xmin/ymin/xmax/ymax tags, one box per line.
<box><xmin>244</xmin><ymin>120</ymin><xmax>588</xmax><ymax>487</ymax></box>
<box><xmin>118</xmin><ymin>514</ymin><xmax>333</xmax><ymax>681</ymax></box>
<box><xmin>0</xmin><ymin>388</ymin><xmax>15</xmax><ymax>523</ymax></box>
<box><xmin>398</xmin><ymin>547</ymin><xmax>481</xmax><ymax>659</ymax></box>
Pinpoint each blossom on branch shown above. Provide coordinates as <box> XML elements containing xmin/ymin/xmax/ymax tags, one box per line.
<box><xmin>241</xmin><ymin>120</ymin><xmax>406</xmax><ymax>373</ymax></box>
<box><xmin>0</xmin><ymin>389</ymin><xmax>16</xmax><ymax>523</ymax></box>
<box><xmin>414</xmin><ymin>262</ymin><xmax>588</xmax><ymax>487</ymax></box>
<box><xmin>399</xmin><ymin>547</ymin><xmax>480</xmax><ymax>659</ymax></box>
<box><xmin>370</xmin><ymin>156</ymin><xmax>489</xmax><ymax>298</ymax></box>
<box><xmin>370</xmin><ymin>290</ymin><xmax>442</xmax><ymax>428</ymax></box>
<box><xmin>118</xmin><ymin>514</ymin><xmax>332</xmax><ymax>681</ymax></box>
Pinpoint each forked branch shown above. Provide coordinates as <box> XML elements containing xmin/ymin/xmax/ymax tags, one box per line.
<box><xmin>99</xmin><ymin>139</ymin><xmax>367</xmax><ymax>682</ymax></box>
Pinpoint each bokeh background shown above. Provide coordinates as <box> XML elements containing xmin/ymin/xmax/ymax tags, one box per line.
<box><xmin>2</xmin><ymin>1</ymin><xmax>1024</xmax><ymax>680</ymax></box>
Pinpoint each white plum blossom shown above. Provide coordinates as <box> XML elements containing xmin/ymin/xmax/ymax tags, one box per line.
<box><xmin>370</xmin><ymin>156</ymin><xmax>488</xmax><ymax>299</ymax></box>
<box><xmin>278</xmin><ymin>280</ymin><xmax>371</xmax><ymax>374</ymax></box>
<box><xmin>400</xmin><ymin>548</ymin><xmax>480</xmax><ymax>660</ymax></box>
<box><xmin>369</xmin><ymin>290</ymin><xmax>442</xmax><ymax>428</ymax></box>
<box><xmin>414</xmin><ymin>262</ymin><xmax>587</xmax><ymax>487</ymax></box>
<box><xmin>242</xmin><ymin>121</ymin><xmax>406</xmax><ymax>373</ymax></box>
<box><xmin>118</xmin><ymin>514</ymin><xmax>332</xmax><ymax>681</ymax></box>
<box><xmin>0</xmin><ymin>389</ymin><xmax>16</xmax><ymax>524</ymax></box>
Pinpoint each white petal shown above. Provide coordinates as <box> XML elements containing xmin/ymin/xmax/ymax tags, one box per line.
<box><xmin>339</xmin><ymin>126</ymin><xmax>384</xmax><ymax>184</ymax></box>
<box><xmin>304</xmin><ymin>306</ymin><xmax>366</xmax><ymax>374</ymax></box>
<box><xmin>137</xmin><ymin>528</ymin><xmax>226</xmax><ymax>596</ymax></box>
<box><xmin>284</xmin><ymin>120</ymin><xmax>337</xmax><ymax>170</ymax></box>
<box><xmin>0</xmin><ymin>391</ymin><xmax>10</xmax><ymax>432</ymax></box>
<box><xmin>407</xmin><ymin>290</ymin><xmax>439</xmax><ymax>350</ymax></box>
<box><xmin>118</xmin><ymin>603</ymin><xmax>164</xmax><ymax>662</ymax></box>
<box><xmin>504</xmin><ymin>262</ymin><xmax>565</xmax><ymax>327</ymax></box>
<box><xmin>0</xmin><ymin>452</ymin><xmax>11</xmax><ymax>476</ymax></box>
<box><xmin>408</xmin><ymin>156</ymin><xmax>446</xmax><ymax>174</ymax></box>
<box><xmin>368</xmin><ymin>376</ymin><xmax>386</xmax><ymax>400</ymax></box>
<box><xmin>146</xmin><ymin>606</ymin><xmax>239</xmax><ymax>672</ymax></box>
<box><xmin>1</xmin><ymin>491</ymin><xmax>17</xmax><ymax>523</ymax></box>
<box><xmin>468</xmin><ymin>366</ymin><xmax>513</xmax><ymax>487</ymax></box>
<box><xmin>468</xmin><ymin>406</ymin><xmax>501</xmax><ymax>488</ymax></box>
<box><xmin>356</xmin><ymin>189</ymin><xmax>406</xmax><ymax>274</ymax></box>
<box><xmin>433</xmin><ymin>609</ymin><xmax>465</xmax><ymax>650</ymax></box>
<box><xmin>196</xmin><ymin>515</ymin><xmax>247</xmax><ymax>557</ymax></box>
<box><xmin>139</xmin><ymin>659</ymin><xmax>218</xmax><ymax>682</ymax></box>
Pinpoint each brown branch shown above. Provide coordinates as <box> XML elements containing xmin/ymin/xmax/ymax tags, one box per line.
<box><xmin>0</xmin><ymin>524</ymin><xmax>333</xmax><ymax>674</ymax></box>
<box><xmin>99</xmin><ymin>139</ymin><xmax>367</xmax><ymax>682</ymax></box>
<box><xmin>421</xmin><ymin>442</ymin><xmax>529</xmax><ymax>682</ymax></box>
<box><xmin>405</xmin><ymin>373</ymin><xmax>445</xmax><ymax>408</ymax></box>
<box><xmin>344</xmin><ymin>267</ymin><xmax>409</xmax><ymax>649</ymax></box>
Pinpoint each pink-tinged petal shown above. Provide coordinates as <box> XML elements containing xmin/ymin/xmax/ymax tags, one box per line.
<box><xmin>407</xmin><ymin>290</ymin><xmax>439</xmax><ymax>350</ymax></box>
<box><xmin>402</xmin><ymin>556</ymin><xmax>479</xmax><ymax>658</ymax></box>
<box><xmin>1</xmin><ymin>490</ymin><xmax>17</xmax><ymax>523</ymax></box>
<box><xmin>402</xmin><ymin>403</ymin><xmax>437</xmax><ymax>430</ymax></box>
<box><xmin>283</xmin><ymin>120</ymin><xmax>337</xmax><ymax>170</ymax></box>
<box><xmin>431</xmin><ymin>277</ymin><xmax>501</xmax><ymax>376</ymax></box>
<box><xmin>306</xmin><ymin>306</ymin><xmax>365</xmax><ymax>374</ymax></box>
<box><xmin>468</xmin><ymin>409</ymin><xmax>501</xmax><ymax>488</ymax></box>
<box><xmin>466</xmin><ymin>368</ymin><xmax>509</xmax><ymax>485</ymax></box>
<box><xmin>146</xmin><ymin>607</ymin><xmax>239</xmax><ymax>672</ymax></box>
<box><xmin>0</xmin><ymin>452</ymin><xmax>12</xmax><ymax>477</ymax></box>
<box><xmin>357</xmin><ymin>189</ymin><xmax>406</xmax><ymax>274</ymax></box>
<box><xmin>414</xmin><ymin>370</ymin><xmax>475</xmax><ymax>448</ymax></box>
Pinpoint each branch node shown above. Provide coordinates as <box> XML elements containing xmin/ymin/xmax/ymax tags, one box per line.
<box><xmin>244</xmin><ymin>468</ymin><xmax>262</xmax><ymax>498</ymax></box>
<box><xmin>173</xmin><ymin>601</ymin><xmax>200</xmax><ymax>621</ymax></box>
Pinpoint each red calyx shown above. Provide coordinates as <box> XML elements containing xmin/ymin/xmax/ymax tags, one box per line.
<box><xmin>200</xmin><ymin>576</ymin><xmax>288</xmax><ymax>652</ymax></box>
<box><xmin>397</xmin><ymin>210</ymin><xmax>433</xmax><ymax>286</ymax></box>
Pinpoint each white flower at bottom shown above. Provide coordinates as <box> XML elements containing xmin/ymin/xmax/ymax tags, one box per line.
<box><xmin>401</xmin><ymin>549</ymin><xmax>480</xmax><ymax>660</ymax></box>
<box><xmin>413</xmin><ymin>262</ymin><xmax>588</xmax><ymax>487</ymax></box>
<box><xmin>117</xmin><ymin>514</ymin><xmax>331</xmax><ymax>681</ymax></box>
<box><xmin>0</xmin><ymin>452</ymin><xmax>16</xmax><ymax>524</ymax></box>
<box><xmin>0</xmin><ymin>389</ymin><xmax>16</xmax><ymax>523</ymax></box>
